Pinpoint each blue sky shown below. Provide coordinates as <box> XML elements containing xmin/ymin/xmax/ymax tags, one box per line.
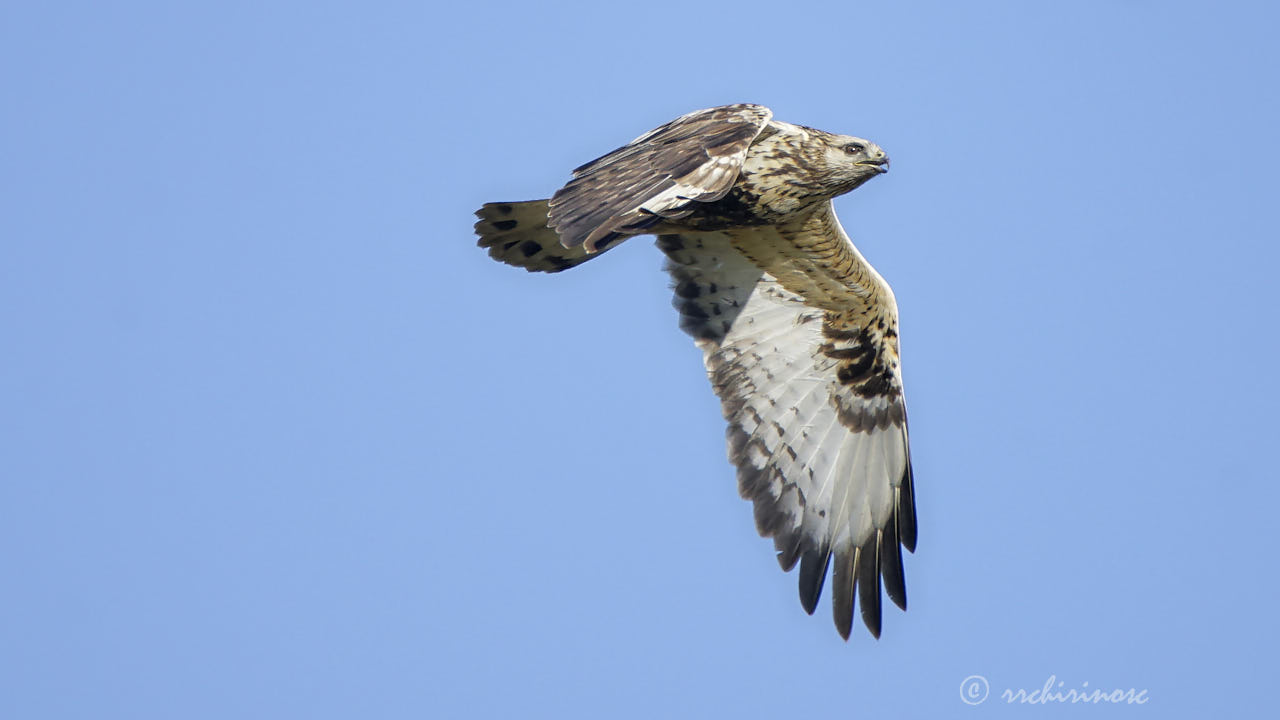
<box><xmin>2</xmin><ymin>1</ymin><xmax>1278</xmax><ymax>717</ymax></box>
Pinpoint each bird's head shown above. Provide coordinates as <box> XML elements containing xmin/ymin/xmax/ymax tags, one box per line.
<box><xmin>816</xmin><ymin>133</ymin><xmax>890</xmax><ymax>195</ymax></box>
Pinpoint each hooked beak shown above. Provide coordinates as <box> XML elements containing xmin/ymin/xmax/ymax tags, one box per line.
<box><xmin>857</xmin><ymin>153</ymin><xmax>890</xmax><ymax>174</ymax></box>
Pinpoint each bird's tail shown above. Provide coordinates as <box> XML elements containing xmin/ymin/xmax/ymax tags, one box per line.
<box><xmin>475</xmin><ymin>200</ymin><xmax>605</xmax><ymax>273</ymax></box>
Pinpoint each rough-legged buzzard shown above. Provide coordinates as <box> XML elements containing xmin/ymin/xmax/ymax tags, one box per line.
<box><xmin>475</xmin><ymin>104</ymin><xmax>916</xmax><ymax>641</ymax></box>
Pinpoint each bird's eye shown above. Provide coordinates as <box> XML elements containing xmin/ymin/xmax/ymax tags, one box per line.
<box><xmin>843</xmin><ymin>143</ymin><xmax>865</xmax><ymax>154</ymax></box>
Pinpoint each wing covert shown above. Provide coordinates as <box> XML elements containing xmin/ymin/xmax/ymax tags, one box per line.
<box><xmin>548</xmin><ymin>104</ymin><xmax>772</xmax><ymax>253</ymax></box>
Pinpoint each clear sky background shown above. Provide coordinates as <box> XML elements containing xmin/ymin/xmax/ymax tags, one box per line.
<box><xmin>3</xmin><ymin>1</ymin><xmax>1278</xmax><ymax>717</ymax></box>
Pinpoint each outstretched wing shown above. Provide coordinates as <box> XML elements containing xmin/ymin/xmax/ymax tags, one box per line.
<box><xmin>548</xmin><ymin>104</ymin><xmax>772</xmax><ymax>253</ymax></box>
<box><xmin>660</xmin><ymin>210</ymin><xmax>916</xmax><ymax>640</ymax></box>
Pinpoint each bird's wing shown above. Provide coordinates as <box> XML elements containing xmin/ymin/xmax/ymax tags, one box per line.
<box><xmin>548</xmin><ymin>104</ymin><xmax>772</xmax><ymax>252</ymax></box>
<box><xmin>659</xmin><ymin>207</ymin><xmax>915</xmax><ymax>640</ymax></box>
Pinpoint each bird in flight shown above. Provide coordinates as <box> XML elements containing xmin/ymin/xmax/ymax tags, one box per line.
<box><xmin>475</xmin><ymin>104</ymin><xmax>916</xmax><ymax>640</ymax></box>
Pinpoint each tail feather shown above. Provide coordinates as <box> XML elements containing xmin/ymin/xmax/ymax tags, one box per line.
<box><xmin>475</xmin><ymin>200</ymin><xmax>605</xmax><ymax>273</ymax></box>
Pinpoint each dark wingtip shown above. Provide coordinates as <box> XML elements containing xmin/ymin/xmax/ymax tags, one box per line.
<box><xmin>858</xmin><ymin>533</ymin><xmax>883</xmax><ymax>639</ymax></box>
<box><xmin>798</xmin><ymin>547</ymin><xmax>831</xmax><ymax>615</ymax></box>
<box><xmin>881</xmin><ymin>514</ymin><xmax>908</xmax><ymax>611</ymax></box>
<box><xmin>776</xmin><ymin>538</ymin><xmax>802</xmax><ymax>572</ymax></box>
<box><xmin>898</xmin><ymin>458</ymin><xmax>918</xmax><ymax>553</ymax></box>
<box><xmin>831</xmin><ymin>547</ymin><xmax>858</xmax><ymax>641</ymax></box>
